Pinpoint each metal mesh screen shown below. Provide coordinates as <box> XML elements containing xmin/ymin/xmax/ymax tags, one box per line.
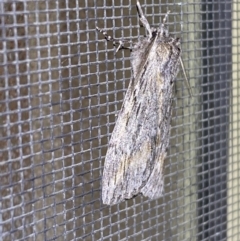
<box><xmin>0</xmin><ymin>0</ymin><xmax>237</xmax><ymax>240</ymax></box>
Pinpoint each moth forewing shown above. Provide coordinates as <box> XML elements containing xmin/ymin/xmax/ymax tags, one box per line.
<box><xmin>99</xmin><ymin>1</ymin><xmax>182</xmax><ymax>205</ymax></box>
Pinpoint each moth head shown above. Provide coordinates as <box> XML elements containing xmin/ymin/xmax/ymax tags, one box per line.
<box><xmin>158</xmin><ymin>26</ymin><xmax>169</xmax><ymax>38</ymax></box>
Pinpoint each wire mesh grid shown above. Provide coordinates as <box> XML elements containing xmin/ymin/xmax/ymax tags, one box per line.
<box><xmin>0</xmin><ymin>0</ymin><xmax>236</xmax><ymax>240</ymax></box>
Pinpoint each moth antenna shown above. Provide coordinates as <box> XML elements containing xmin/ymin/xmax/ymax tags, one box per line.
<box><xmin>96</xmin><ymin>26</ymin><xmax>131</xmax><ymax>52</ymax></box>
<box><xmin>159</xmin><ymin>11</ymin><xmax>170</xmax><ymax>37</ymax></box>
<box><xmin>180</xmin><ymin>57</ymin><xmax>193</xmax><ymax>97</ymax></box>
<box><xmin>136</xmin><ymin>1</ymin><xmax>152</xmax><ymax>40</ymax></box>
<box><xmin>162</xmin><ymin>10</ymin><xmax>171</xmax><ymax>27</ymax></box>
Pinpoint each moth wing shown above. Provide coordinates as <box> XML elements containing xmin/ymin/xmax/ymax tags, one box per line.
<box><xmin>102</xmin><ymin>64</ymin><xmax>173</xmax><ymax>205</ymax></box>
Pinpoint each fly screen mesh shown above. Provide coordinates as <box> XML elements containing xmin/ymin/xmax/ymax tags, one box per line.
<box><xmin>0</xmin><ymin>0</ymin><xmax>237</xmax><ymax>240</ymax></box>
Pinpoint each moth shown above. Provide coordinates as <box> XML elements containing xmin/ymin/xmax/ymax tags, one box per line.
<box><xmin>97</xmin><ymin>1</ymin><xmax>191</xmax><ymax>205</ymax></box>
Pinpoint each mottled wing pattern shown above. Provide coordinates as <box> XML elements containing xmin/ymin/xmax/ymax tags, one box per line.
<box><xmin>102</xmin><ymin>37</ymin><xmax>180</xmax><ymax>205</ymax></box>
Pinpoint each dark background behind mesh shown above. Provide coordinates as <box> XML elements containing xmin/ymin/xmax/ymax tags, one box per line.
<box><xmin>0</xmin><ymin>0</ymin><xmax>234</xmax><ymax>240</ymax></box>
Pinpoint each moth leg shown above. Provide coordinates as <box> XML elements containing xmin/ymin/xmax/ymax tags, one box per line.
<box><xmin>136</xmin><ymin>1</ymin><xmax>152</xmax><ymax>40</ymax></box>
<box><xmin>179</xmin><ymin>57</ymin><xmax>193</xmax><ymax>97</ymax></box>
<box><xmin>96</xmin><ymin>26</ymin><xmax>131</xmax><ymax>52</ymax></box>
